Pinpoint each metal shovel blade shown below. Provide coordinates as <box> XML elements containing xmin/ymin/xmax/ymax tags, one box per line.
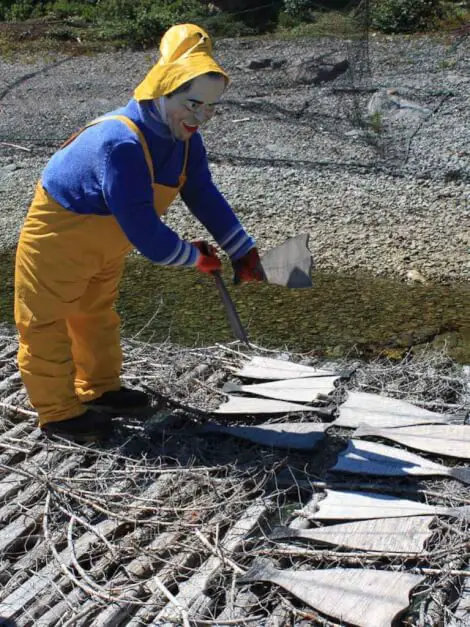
<box><xmin>260</xmin><ymin>233</ymin><xmax>314</xmax><ymax>288</ymax></box>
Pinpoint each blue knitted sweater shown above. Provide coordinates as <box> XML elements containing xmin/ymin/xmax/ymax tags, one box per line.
<box><xmin>41</xmin><ymin>98</ymin><xmax>254</xmax><ymax>266</ymax></box>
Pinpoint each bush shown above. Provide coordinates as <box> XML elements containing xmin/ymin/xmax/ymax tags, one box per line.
<box><xmin>94</xmin><ymin>0</ymin><xmax>211</xmax><ymax>49</ymax></box>
<box><xmin>4</xmin><ymin>0</ymin><xmax>47</xmax><ymax>20</ymax></box>
<box><xmin>283</xmin><ymin>0</ymin><xmax>316</xmax><ymax>21</ymax></box>
<box><xmin>370</xmin><ymin>0</ymin><xmax>444</xmax><ymax>33</ymax></box>
<box><xmin>201</xmin><ymin>12</ymin><xmax>257</xmax><ymax>37</ymax></box>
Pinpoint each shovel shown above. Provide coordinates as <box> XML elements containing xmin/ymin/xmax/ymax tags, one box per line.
<box><xmin>200</xmin><ymin>242</ymin><xmax>250</xmax><ymax>346</ymax></box>
<box><xmin>203</xmin><ymin>234</ymin><xmax>314</xmax><ymax>345</ymax></box>
<box><xmin>212</xmin><ymin>269</ymin><xmax>250</xmax><ymax>346</ymax></box>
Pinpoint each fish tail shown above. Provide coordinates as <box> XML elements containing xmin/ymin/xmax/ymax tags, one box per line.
<box><xmin>451</xmin><ymin>467</ymin><xmax>470</xmax><ymax>486</ymax></box>
<box><xmin>453</xmin><ymin>505</ymin><xmax>470</xmax><ymax>519</ymax></box>
<box><xmin>269</xmin><ymin>526</ymin><xmax>297</xmax><ymax>541</ymax></box>
<box><xmin>222</xmin><ymin>382</ymin><xmax>241</xmax><ymax>394</ymax></box>
<box><xmin>238</xmin><ymin>557</ymin><xmax>275</xmax><ymax>584</ymax></box>
<box><xmin>354</xmin><ymin>423</ymin><xmax>374</xmax><ymax>437</ymax></box>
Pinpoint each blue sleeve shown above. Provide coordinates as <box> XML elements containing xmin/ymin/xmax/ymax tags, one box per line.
<box><xmin>102</xmin><ymin>138</ymin><xmax>198</xmax><ymax>266</ymax></box>
<box><xmin>180</xmin><ymin>134</ymin><xmax>255</xmax><ymax>261</ymax></box>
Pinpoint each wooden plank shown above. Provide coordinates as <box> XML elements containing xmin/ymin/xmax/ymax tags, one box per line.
<box><xmin>447</xmin><ymin>569</ymin><xmax>470</xmax><ymax>626</ymax></box>
<box><xmin>214</xmin><ymin>395</ymin><xmax>314</xmax><ymax>415</ymax></box>
<box><xmin>0</xmin><ymin>517</ymin><xmax>118</xmax><ymax>618</ymax></box>
<box><xmin>0</xmin><ymin>448</ymin><xmax>63</xmax><ymax>502</ymax></box>
<box><xmin>0</xmin><ymin>475</ymin><xmax>176</xmax><ymax>618</ymax></box>
<box><xmin>0</xmin><ymin>425</ymin><xmax>39</xmax><ymax>467</ymax></box>
<box><xmin>84</xmin><ymin>530</ymin><xmax>181</xmax><ymax>627</ymax></box>
<box><xmin>29</xmin><ymin>588</ymin><xmax>88</xmax><ymax>627</ymax></box>
<box><xmin>333</xmin><ymin>391</ymin><xmax>456</xmax><ymax>428</ymax></box>
<box><xmin>355</xmin><ymin>423</ymin><xmax>470</xmax><ymax>460</ymax></box>
<box><xmin>270</xmin><ymin>516</ymin><xmax>433</xmax><ymax>553</ymax></box>
<box><xmin>0</xmin><ymin>371</ymin><xmax>22</xmax><ymax>393</ymax></box>
<box><xmin>212</xmin><ymin>590</ymin><xmax>260</xmax><ymax>626</ymax></box>
<box><xmin>200</xmin><ymin>421</ymin><xmax>327</xmax><ymax>450</ymax></box>
<box><xmin>233</xmin><ymin>356</ymin><xmax>336</xmax><ymax>380</ymax></box>
<box><xmin>238</xmin><ymin>558</ymin><xmax>424</xmax><ymax>627</ymax></box>
<box><xmin>155</xmin><ymin>500</ymin><xmax>268</xmax><ymax>623</ymax></box>
<box><xmin>224</xmin><ymin>376</ymin><xmax>339</xmax><ymax>403</ymax></box>
<box><xmin>302</xmin><ymin>489</ymin><xmax>470</xmax><ymax>520</ymax></box>
<box><xmin>332</xmin><ymin>439</ymin><xmax>470</xmax><ymax>485</ymax></box>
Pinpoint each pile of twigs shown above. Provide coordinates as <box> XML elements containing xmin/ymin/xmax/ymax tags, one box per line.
<box><xmin>0</xmin><ymin>324</ymin><xmax>469</xmax><ymax>625</ymax></box>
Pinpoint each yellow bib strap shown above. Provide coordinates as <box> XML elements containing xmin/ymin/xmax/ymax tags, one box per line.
<box><xmin>182</xmin><ymin>140</ymin><xmax>189</xmax><ymax>176</ymax></box>
<box><xmin>61</xmin><ymin>115</ymin><xmax>189</xmax><ymax>183</ymax></box>
<box><xmin>91</xmin><ymin>115</ymin><xmax>155</xmax><ymax>182</ymax></box>
<box><xmin>61</xmin><ymin>115</ymin><xmax>155</xmax><ymax>183</ymax></box>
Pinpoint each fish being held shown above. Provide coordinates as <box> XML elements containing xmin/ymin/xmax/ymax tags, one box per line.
<box><xmin>238</xmin><ymin>557</ymin><xmax>424</xmax><ymax>627</ymax></box>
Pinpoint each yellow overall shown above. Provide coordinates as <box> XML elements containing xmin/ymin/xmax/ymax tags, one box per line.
<box><xmin>15</xmin><ymin>116</ymin><xmax>188</xmax><ymax>426</ymax></box>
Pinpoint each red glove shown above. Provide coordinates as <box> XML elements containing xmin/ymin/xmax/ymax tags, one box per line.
<box><xmin>193</xmin><ymin>240</ymin><xmax>222</xmax><ymax>274</ymax></box>
<box><xmin>232</xmin><ymin>247</ymin><xmax>265</xmax><ymax>284</ymax></box>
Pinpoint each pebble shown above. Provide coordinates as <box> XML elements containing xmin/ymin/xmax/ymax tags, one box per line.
<box><xmin>0</xmin><ymin>34</ymin><xmax>468</xmax><ymax>283</ymax></box>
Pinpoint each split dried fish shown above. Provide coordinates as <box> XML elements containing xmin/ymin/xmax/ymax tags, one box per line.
<box><xmin>333</xmin><ymin>391</ymin><xmax>457</xmax><ymax>428</ymax></box>
<box><xmin>223</xmin><ymin>375</ymin><xmax>339</xmax><ymax>403</ymax></box>
<box><xmin>270</xmin><ymin>516</ymin><xmax>433</xmax><ymax>553</ymax></box>
<box><xmin>332</xmin><ymin>439</ymin><xmax>470</xmax><ymax>485</ymax></box>
<box><xmin>302</xmin><ymin>489</ymin><xmax>470</xmax><ymax>520</ymax></box>
<box><xmin>213</xmin><ymin>395</ymin><xmax>313</xmax><ymax>415</ymax></box>
<box><xmin>232</xmin><ymin>355</ymin><xmax>336</xmax><ymax>380</ymax></box>
<box><xmin>238</xmin><ymin>557</ymin><xmax>424</xmax><ymax>627</ymax></box>
<box><xmin>355</xmin><ymin>423</ymin><xmax>470</xmax><ymax>460</ymax></box>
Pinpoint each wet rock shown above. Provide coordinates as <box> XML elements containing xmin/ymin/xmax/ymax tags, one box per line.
<box><xmin>247</xmin><ymin>58</ymin><xmax>273</xmax><ymax>70</ymax></box>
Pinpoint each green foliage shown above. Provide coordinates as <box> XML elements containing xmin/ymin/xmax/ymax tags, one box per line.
<box><xmin>278</xmin><ymin>9</ymin><xmax>358</xmax><ymax>38</ymax></box>
<box><xmin>199</xmin><ymin>13</ymin><xmax>257</xmax><ymax>38</ymax></box>
<box><xmin>0</xmin><ymin>0</ymin><xmax>464</xmax><ymax>51</ymax></box>
<box><xmin>370</xmin><ymin>0</ymin><xmax>444</xmax><ymax>33</ymax></box>
<box><xmin>283</xmin><ymin>0</ymin><xmax>316</xmax><ymax>21</ymax></box>
<box><xmin>369</xmin><ymin>111</ymin><xmax>383</xmax><ymax>134</ymax></box>
<box><xmin>3</xmin><ymin>0</ymin><xmax>48</xmax><ymax>20</ymax></box>
<box><xmin>49</xmin><ymin>0</ymin><xmax>95</xmax><ymax>21</ymax></box>
<box><xmin>92</xmin><ymin>0</ymin><xmax>210</xmax><ymax>49</ymax></box>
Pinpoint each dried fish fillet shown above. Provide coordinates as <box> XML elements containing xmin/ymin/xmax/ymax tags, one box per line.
<box><xmin>239</xmin><ymin>558</ymin><xmax>424</xmax><ymax>627</ymax></box>
<box><xmin>333</xmin><ymin>439</ymin><xmax>470</xmax><ymax>485</ymax></box>
<box><xmin>224</xmin><ymin>376</ymin><xmax>339</xmax><ymax>403</ymax></box>
<box><xmin>355</xmin><ymin>423</ymin><xmax>470</xmax><ymax>460</ymax></box>
<box><xmin>333</xmin><ymin>391</ymin><xmax>455</xmax><ymax>428</ymax></box>
<box><xmin>233</xmin><ymin>355</ymin><xmax>336</xmax><ymax>380</ymax></box>
<box><xmin>270</xmin><ymin>516</ymin><xmax>432</xmax><ymax>553</ymax></box>
<box><xmin>201</xmin><ymin>421</ymin><xmax>326</xmax><ymax>450</ymax></box>
<box><xmin>302</xmin><ymin>489</ymin><xmax>470</xmax><ymax>520</ymax></box>
<box><xmin>213</xmin><ymin>395</ymin><xmax>313</xmax><ymax>415</ymax></box>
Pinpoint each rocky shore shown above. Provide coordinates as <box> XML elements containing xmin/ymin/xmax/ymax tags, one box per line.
<box><xmin>0</xmin><ymin>33</ymin><xmax>468</xmax><ymax>282</ymax></box>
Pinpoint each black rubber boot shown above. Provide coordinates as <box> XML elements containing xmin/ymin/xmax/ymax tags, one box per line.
<box><xmin>41</xmin><ymin>409</ymin><xmax>113</xmax><ymax>443</ymax></box>
<box><xmin>84</xmin><ymin>386</ymin><xmax>151</xmax><ymax>416</ymax></box>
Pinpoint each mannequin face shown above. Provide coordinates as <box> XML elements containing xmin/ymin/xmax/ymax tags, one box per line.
<box><xmin>164</xmin><ymin>74</ymin><xmax>226</xmax><ymax>140</ymax></box>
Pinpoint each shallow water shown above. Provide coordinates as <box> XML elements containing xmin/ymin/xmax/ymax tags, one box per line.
<box><xmin>1</xmin><ymin>249</ymin><xmax>469</xmax><ymax>362</ymax></box>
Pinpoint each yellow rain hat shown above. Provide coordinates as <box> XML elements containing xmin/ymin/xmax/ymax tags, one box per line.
<box><xmin>134</xmin><ymin>24</ymin><xmax>229</xmax><ymax>101</ymax></box>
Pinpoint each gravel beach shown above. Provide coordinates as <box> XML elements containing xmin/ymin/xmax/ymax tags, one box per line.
<box><xmin>0</xmin><ymin>33</ymin><xmax>469</xmax><ymax>283</ymax></box>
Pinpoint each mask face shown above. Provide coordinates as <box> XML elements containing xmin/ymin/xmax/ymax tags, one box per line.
<box><xmin>163</xmin><ymin>74</ymin><xmax>226</xmax><ymax>140</ymax></box>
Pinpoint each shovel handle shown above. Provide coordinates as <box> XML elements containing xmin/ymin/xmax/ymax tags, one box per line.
<box><xmin>199</xmin><ymin>242</ymin><xmax>250</xmax><ymax>346</ymax></box>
